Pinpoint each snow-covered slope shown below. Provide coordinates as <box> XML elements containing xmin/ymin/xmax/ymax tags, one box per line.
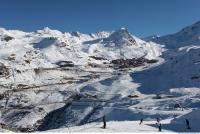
<box><xmin>0</xmin><ymin>27</ymin><xmax>163</xmax><ymax>84</ymax></box>
<box><xmin>145</xmin><ymin>21</ymin><xmax>200</xmax><ymax>49</ymax></box>
<box><xmin>84</xmin><ymin>28</ymin><xmax>162</xmax><ymax>60</ymax></box>
<box><xmin>47</xmin><ymin>110</ymin><xmax>200</xmax><ymax>132</ymax></box>
<box><xmin>0</xmin><ymin>27</ymin><xmax>163</xmax><ymax>132</ymax></box>
<box><xmin>40</xmin><ymin>21</ymin><xmax>200</xmax><ymax>133</ymax></box>
<box><xmin>2</xmin><ymin>22</ymin><xmax>200</xmax><ymax>133</ymax></box>
<box><xmin>132</xmin><ymin>45</ymin><xmax>200</xmax><ymax>94</ymax></box>
<box><xmin>0</xmin><ymin>27</ymin><xmax>162</xmax><ymax>66</ymax></box>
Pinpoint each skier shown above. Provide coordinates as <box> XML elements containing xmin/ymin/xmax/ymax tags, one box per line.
<box><xmin>139</xmin><ymin>118</ymin><xmax>143</xmax><ymax>125</ymax></box>
<box><xmin>102</xmin><ymin>115</ymin><xmax>106</xmax><ymax>129</ymax></box>
<box><xmin>173</xmin><ymin>114</ymin><xmax>177</xmax><ymax>119</ymax></box>
<box><xmin>155</xmin><ymin>117</ymin><xmax>162</xmax><ymax>131</ymax></box>
<box><xmin>156</xmin><ymin>117</ymin><xmax>160</xmax><ymax>124</ymax></box>
<box><xmin>158</xmin><ymin>123</ymin><xmax>162</xmax><ymax>132</ymax></box>
<box><xmin>185</xmin><ymin>119</ymin><xmax>191</xmax><ymax>129</ymax></box>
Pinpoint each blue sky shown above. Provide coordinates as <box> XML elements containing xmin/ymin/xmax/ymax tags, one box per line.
<box><xmin>0</xmin><ymin>0</ymin><xmax>200</xmax><ymax>37</ymax></box>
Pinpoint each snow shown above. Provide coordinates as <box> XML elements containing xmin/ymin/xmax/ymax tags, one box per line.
<box><xmin>131</xmin><ymin>45</ymin><xmax>200</xmax><ymax>95</ymax></box>
<box><xmin>1</xmin><ymin>22</ymin><xmax>200</xmax><ymax>133</ymax></box>
<box><xmin>0</xmin><ymin>27</ymin><xmax>167</xmax><ymax>132</ymax></box>
<box><xmin>47</xmin><ymin>120</ymin><xmax>171</xmax><ymax>132</ymax></box>
<box><xmin>47</xmin><ymin>110</ymin><xmax>200</xmax><ymax>133</ymax></box>
<box><xmin>146</xmin><ymin>21</ymin><xmax>200</xmax><ymax>49</ymax></box>
<box><xmin>0</xmin><ymin>26</ymin><xmax>163</xmax><ymax>77</ymax></box>
<box><xmin>48</xmin><ymin>111</ymin><xmax>200</xmax><ymax>133</ymax></box>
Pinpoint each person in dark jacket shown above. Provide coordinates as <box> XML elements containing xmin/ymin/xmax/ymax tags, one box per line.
<box><xmin>102</xmin><ymin>115</ymin><xmax>106</xmax><ymax>129</ymax></box>
<box><xmin>156</xmin><ymin>117</ymin><xmax>160</xmax><ymax>123</ymax></box>
<box><xmin>185</xmin><ymin>119</ymin><xmax>191</xmax><ymax>129</ymax></box>
<box><xmin>158</xmin><ymin>123</ymin><xmax>162</xmax><ymax>132</ymax></box>
<box><xmin>139</xmin><ymin>118</ymin><xmax>143</xmax><ymax>125</ymax></box>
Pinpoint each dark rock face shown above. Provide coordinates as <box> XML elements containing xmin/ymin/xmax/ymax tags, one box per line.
<box><xmin>145</xmin><ymin>59</ymin><xmax>158</xmax><ymax>64</ymax></box>
<box><xmin>3</xmin><ymin>36</ymin><xmax>14</xmax><ymax>42</ymax></box>
<box><xmin>56</xmin><ymin>61</ymin><xmax>74</xmax><ymax>67</ymax></box>
<box><xmin>128</xmin><ymin>95</ymin><xmax>139</xmax><ymax>98</ymax></box>
<box><xmin>0</xmin><ymin>63</ymin><xmax>10</xmax><ymax>77</ymax></box>
<box><xmin>191</xmin><ymin>76</ymin><xmax>199</xmax><ymax>80</ymax></box>
<box><xmin>37</xmin><ymin>95</ymin><xmax>80</xmax><ymax>131</ymax></box>
<box><xmin>70</xmin><ymin>31</ymin><xmax>80</xmax><ymax>37</ymax></box>
<box><xmin>111</xmin><ymin>58</ymin><xmax>158</xmax><ymax>68</ymax></box>
<box><xmin>0</xmin><ymin>87</ymin><xmax>78</xmax><ymax>132</ymax></box>
<box><xmin>89</xmin><ymin>56</ymin><xmax>107</xmax><ymax>60</ymax></box>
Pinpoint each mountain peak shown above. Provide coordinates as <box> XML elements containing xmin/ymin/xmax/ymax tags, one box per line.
<box><xmin>103</xmin><ymin>28</ymin><xmax>137</xmax><ymax>47</ymax></box>
<box><xmin>143</xmin><ymin>35</ymin><xmax>160</xmax><ymax>42</ymax></box>
<box><xmin>113</xmin><ymin>27</ymin><xmax>129</xmax><ymax>35</ymax></box>
<box><xmin>38</xmin><ymin>27</ymin><xmax>54</xmax><ymax>33</ymax></box>
<box><xmin>179</xmin><ymin>21</ymin><xmax>200</xmax><ymax>34</ymax></box>
<box><xmin>70</xmin><ymin>31</ymin><xmax>81</xmax><ymax>37</ymax></box>
<box><xmin>120</xmin><ymin>27</ymin><xmax>127</xmax><ymax>30</ymax></box>
<box><xmin>36</xmin><ymin>27</ymin><xmax>63</xmax><ymax>36</ymax></box>
<box><xmin>147</xmin><ymin>20</ymin><xmax>200</xmax><ymax>49</ymax></box>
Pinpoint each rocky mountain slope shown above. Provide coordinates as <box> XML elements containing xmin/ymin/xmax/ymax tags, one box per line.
<box><xmin>1</xmin><ymin>20</ymin><xmax>200</xmax><ymax>132</ymax></box>
<box><xmin>0</xmin><ymin>27</ymin><xmax>162</xmax><ymax>132</ymax></box>
<box><xmin>144</xmin><ymin>21</ymin><xmax>200</xmax><ymax>49</ymax></box>
<box><xmin>47</xmin><ymin>21</ymin><xmax>200</xmax><ymax>132</ymax></box>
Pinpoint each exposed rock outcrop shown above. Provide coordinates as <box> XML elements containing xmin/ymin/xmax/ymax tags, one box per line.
<box><xmin>111</xmin><ymin>58</ymin><xmax>158</xmax><ymax>68</ymax></box>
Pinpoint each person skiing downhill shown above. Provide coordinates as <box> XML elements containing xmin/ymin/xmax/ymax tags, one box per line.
<box><xmin>156</xmin><ymin>117</ymin><xmax>160</xmax><ymax>123</ymax></box>
<box><xmin>102</xmin><ymin>115</ymin><xmax>106</xmax><ymax>129</ymax></box>
<box><xmin>158</xmin><ymin>123</ymin><xmax>162</xmax><ymax>132</ymax></box>
<box><xmin>185</xmin><ymin>119</ymin><xmax>191</xmax><ymax>129</ymax></box>
<box><xmin>139</xmin><ymin>118</ymin><xmax>143</xmax><ymax>125</ymax></box>
<box><xmin>155</xmin><ymin>117</ymin><xmax>162</xmax><ymax>132</ymax></box>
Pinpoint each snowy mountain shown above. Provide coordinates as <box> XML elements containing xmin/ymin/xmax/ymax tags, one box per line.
<box><xmin>1</xmin><ymin>21</ymin><xmax>200</xmax><ymax>132</ymax></box>
<box><xmin>0</xmin><ymin>27</ymin><xmax>161</xmax><ymax>66</ymax></box>
<box><xmin>0</xmin><ymin>27</ymin><xmax>163</xmax><ymax>132</ymax></box>
<box><xmin>145</xmin><ymin>21</ymin><xmax>200</xmax><ymax>49</ymax></box>
<box><xmin>47</xmin><ymin>43</ymin><xmax>200</xmax><ymax>132</ymax></box>
<box><xmin>0</xmin><ymin>27</ymin><xmax>162</xmax><ymax>84</ymax></box>
<box><xmin>133</xmin><ymin>45</ymin><xmax>200</xmax><ymax>94</ymax></box>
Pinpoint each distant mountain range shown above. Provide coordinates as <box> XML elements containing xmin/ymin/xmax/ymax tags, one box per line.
<box><xmin>1</xmin><ymin>21</ymin><xmax>200</xmax><ymax>132</ymax></box>
<box><xmin>143</xmin><ymin>21</ymin><xmax>200</xmax><ymax>49</ymax></box>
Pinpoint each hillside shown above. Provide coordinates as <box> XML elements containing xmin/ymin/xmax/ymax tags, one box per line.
<box><xmin>0</xmin><ymin>27</ymin><xmax>163</xmax><ymax>132</ymax></box>
<box><xmin>1</xmin><ymin>22</ymin><xmax>200</xmax><ymax>132</ymax></box>
<box><xmin>144</xmin><ymin>21</ymin><xmax>200</xmax><ymax>49</ymax></box>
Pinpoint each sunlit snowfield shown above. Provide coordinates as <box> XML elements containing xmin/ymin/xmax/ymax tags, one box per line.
<box><xmin>1</xmin><ymin>21</ymin><xmax>200</xmax><ymax>132</ymax></box>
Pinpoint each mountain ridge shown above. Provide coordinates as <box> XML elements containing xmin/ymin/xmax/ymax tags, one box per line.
<box><xmin>144</xmin><ymin>21</ymin><xmax>200</xmax><ymax>49</ymax></box>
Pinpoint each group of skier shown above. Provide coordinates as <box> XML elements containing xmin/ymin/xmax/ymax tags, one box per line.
<box><xmin>139</xmin><ymin>117</ymin><xmax>191</xmax><ymax>132</ymax></box>
<box><xmin>101</xmin><ymin>115</ymin><xmax>191</xmax><ymax>131</ymax></box>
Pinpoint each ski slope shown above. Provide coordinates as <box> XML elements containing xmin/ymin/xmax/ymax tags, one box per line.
<box><xmin>1</xmin><ymin>21</ymin><xmax>200</xmax><ymax>132</ymax></box>
<box><xmin>48</xmin><ymin>110</ymin><xmax>200</xmax><ymax>133</ymax></box>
